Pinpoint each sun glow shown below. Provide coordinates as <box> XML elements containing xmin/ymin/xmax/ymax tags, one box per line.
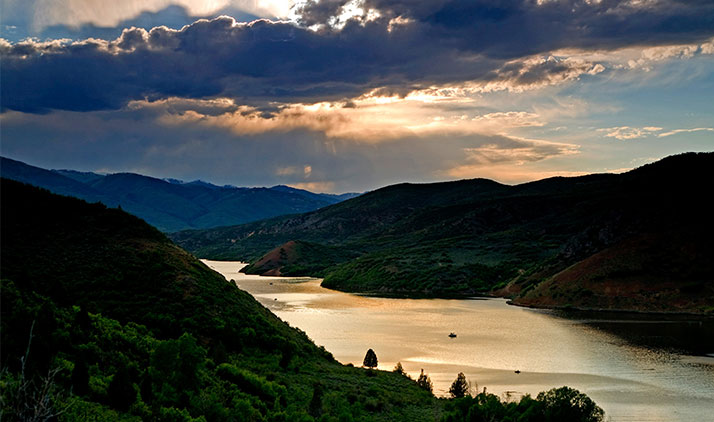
<box><xmin>27</xmin><ymin>0</ymin><xmax>295</xmax><ymax>31</ymax></box>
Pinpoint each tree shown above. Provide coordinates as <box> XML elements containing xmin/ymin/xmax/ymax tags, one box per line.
<box><xmin>71</xmin><ymin>358</ymin><xmax>89</xmax><ymax>396</ymax></box>
<box><xmin>416</xmin><ymin>369</ymin><xmax>433</xmax><ymax>393</ymax></box>
<box><xmin>211</xmin><ymin>341</ymin><xmax>228</xmax><ymax>365</ymax></box>
<box><xmin>1</xmin><ymin>321</ymin><xmax>70</xmax><ymax>421</ymax></box>
<box><xmin>107</xmin><ymin>362</ymin><xmax>136</xmax><ymax>411</ymax></box>
<box><xmin>537</xmin><ymin>386</ymin><xmax>604</xmax><ymax>422</ymax></box>
<box><xmin>393</xmin><ymin>362</ymin><xmax>406</xmax><ymax>376</ymax></box>
<box><xmin>448</xmin><ymin>372</ymin><xmax>469</xmax><ymax>398</ymax></box>
<box><xmin>150</xmin><ymin>333</ymin><xmax>206</xmax><ymax>407</ymax></box>
<box><xmin>308</xmin><ymin>383</ymin><xmax>323</xmax><ymax>417</ymax></box>
<box><xmin>363</xmin><ymin>349</ymin><xmax>378</xmax><ymax>369</ymax></box>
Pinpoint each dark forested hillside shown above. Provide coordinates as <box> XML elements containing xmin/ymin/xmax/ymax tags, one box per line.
<box><xmin>0</xmin><ymin>179</ymin><xmax>439</xmax><ymax>420</ymax></box>
<box><xmin>0</xmin><ymin>178</ymin><xmax>309</xmax><ymax>347</ymax></box>
<box><xmin>171</xmin><ymin>152</ymin><xmax>714</xmax><ymax>313</ymax></box>
<box><xmin>0</xmin><ymin>156</ymin><xmax>356</xmax><ymax>232</ymax></box>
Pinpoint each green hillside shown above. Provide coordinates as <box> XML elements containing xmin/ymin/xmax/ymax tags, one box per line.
<box><xmin>171</xmin><ymin>152</ymin><xmax>714</xmax><ymax>312</ymax></box>
<box><xmin>0</xmin><ymin>179</ymin><xmax>440</xmax><ymax>421</ymax></box>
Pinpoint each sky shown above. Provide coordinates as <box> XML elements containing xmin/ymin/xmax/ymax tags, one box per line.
<box><xmin>1</xmin><ymin>0</ymin><xmax>713</xmax><ymax>193</ymax></box>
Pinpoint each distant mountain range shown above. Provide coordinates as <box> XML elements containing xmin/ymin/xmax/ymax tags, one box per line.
<box><xmin>0</xmin><ymin>156</ymin><xmax>359</xmax><ymax>232</ymax></box>
<box><xmin>171</xmin><ymin>152</ymin><xmax>714</xmax><ymax>314</ymax></box>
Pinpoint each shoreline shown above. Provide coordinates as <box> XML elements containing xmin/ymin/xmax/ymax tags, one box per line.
<box><xmin>506</xmin><ymin>299</ymin><xmax>714</xmax><ymax>319</ymax></box>
<box><xmin>203</xmin><ymin>258</ymin><xmax>714</xmax><ymax>318</ymax></box>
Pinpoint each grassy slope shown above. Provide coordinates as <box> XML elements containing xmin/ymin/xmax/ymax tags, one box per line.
<box><xmin>512</xmin><ymin>230</ymin><xmax>714</xmax><ymax>314</ymax></box>
<box><xmin>242</xmin><ymin>240</ymin><xmax>359</xmax><ymax>277</ymax></box>
<box><xmin>0</xmin><ymin>179</ymin><xmax>441</xmax><ymax>421</ymax></box>
<box><xmin>170</xmin><ymin>152</ymin><xmax>714</xmax><ymax>312</ymax></box>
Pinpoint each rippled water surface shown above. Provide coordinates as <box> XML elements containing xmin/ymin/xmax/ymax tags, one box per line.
<box><xmin>205</xmin><ymin>260</ymin><xmax>714</xmax><ymax>422</ymax></box>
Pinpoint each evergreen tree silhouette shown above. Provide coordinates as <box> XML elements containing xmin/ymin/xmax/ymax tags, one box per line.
<box><xmin>363</xmin><ymin>349</ymin><xmax>378</xmax><ymax>369</ymax></box>
<box><xmin>449</xmin><ymin>372</ymin><xmax>469</xmax><ymax>398</ymax></box>
<box><xmin>417</xmin><ymin>369</ymin><xmax>433</xmax><ymax>393</ymax></box>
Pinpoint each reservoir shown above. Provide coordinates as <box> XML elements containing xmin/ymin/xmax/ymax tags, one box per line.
<box><xmin>205</xmin><ymin>260</ymin><xmax>714</xmax><ymax>422</ymax></box>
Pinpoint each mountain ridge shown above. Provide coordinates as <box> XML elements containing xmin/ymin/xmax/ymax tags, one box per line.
<box><xmin>171</xmin><ymin>152</ymin><xmax>714</xmax><ymax>314</ymax></box>
<box><xmin>0</xmin><ymin>156</ymin><xmax>358</xmax><ymax>232</ymax></box>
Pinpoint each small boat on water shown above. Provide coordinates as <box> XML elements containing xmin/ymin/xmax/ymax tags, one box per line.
<box><xmin>448</xmin><ymin>332</ymin><xmax>457</xmax><ymax>338</ymax></box>
<box><xmin>514</xmin><ymin>370</ymin><xmax>521</xmax><ymax>374</ymax></box>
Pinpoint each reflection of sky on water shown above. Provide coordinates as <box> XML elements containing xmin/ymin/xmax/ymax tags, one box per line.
<box><xmin>204</xmin><ymin>260</ymin><xmax>714</xmax><ymax>422</ymax></box>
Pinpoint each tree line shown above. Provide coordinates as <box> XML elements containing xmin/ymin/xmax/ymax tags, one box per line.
<box><xmin>363</xmin><ymin>349</ymin><xmax>604</xmax><ymax>422</ymax></box>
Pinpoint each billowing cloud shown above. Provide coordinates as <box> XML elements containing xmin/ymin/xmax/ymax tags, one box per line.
<box><xmin>3</xmin><ymin>0</ymin><xmax>714</xmax><ymax>114</ymax></box>
<box><xmin>298</xmin><ymin>0</ymin><xmax>714</xmax><ymax>55</ymax></box>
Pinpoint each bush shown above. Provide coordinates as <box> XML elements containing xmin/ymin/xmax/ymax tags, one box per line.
<box><xmin>393</xmin><ymin>362</ymin><xmax>407</xmax><ymax>376</ymax></box>
<box><xmin>537</xmin><ymin>386</ymin><xmax>604</xmax><ymax>422</ymax></box>
<box><xmin>442</xmin><ymin>387</ymin><xmax>604</xmax><ymax>422</ymax></box>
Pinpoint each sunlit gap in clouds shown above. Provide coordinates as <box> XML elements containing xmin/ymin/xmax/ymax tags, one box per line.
<box><xmin>137</xmin><ymin>89</ymin><xmax>556</xmax><ymax>143</ymax></box>
<box><xmin>26</xmin><ymin>0</ymin><xmax>296</xmax><ymax>32</ymax></box>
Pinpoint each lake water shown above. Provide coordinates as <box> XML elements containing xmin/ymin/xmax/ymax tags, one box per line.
<box><xmin>204</xmin><ymin>260</ymin><xmax>714</xmax><ymax>422</ymax></box>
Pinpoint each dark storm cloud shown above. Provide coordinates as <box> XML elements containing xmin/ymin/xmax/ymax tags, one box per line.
<box><xmin>2</xmin><ymin>0</ymin><xmax>714</xmax><ymax>113</ymax></box>
<box><xmin>300</xmin><ymin>0</ymin><xmax>714</xmax><ymax>55</ymax></box>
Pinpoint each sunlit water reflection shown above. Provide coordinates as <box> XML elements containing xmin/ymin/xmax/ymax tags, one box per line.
<box><xmin>204</xmin><ymin>260</ymin><xmax>714</xmax><ymax>422</ymax></box>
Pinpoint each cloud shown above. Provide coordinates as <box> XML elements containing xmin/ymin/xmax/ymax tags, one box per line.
<box><xmin>465</xmin><ymin>55</ymin><xmax>606</xmax><ymax>93</ymax></box>
<box><xmin>1</xmin><ymin>1</ymin><xmax>712</xmax><ymax>193</ymax></box>
<box><xmin>0</xmin><ymin>106</ymin><xmax>581</xmax><ymax>191</ymax></box>
<box><xmin>444</xmin><ymin>136</ymin><xmax>581</xmax><ymax>182</ymax></box>
<box><xmin>1</xmin><ymin>0</ymin><xmax>288</xmax><ymax>34</ymax></box>
<box><xmin>598</xmin><ymin>126</ymin><xmax>662</xmax><ymax>140</ymax></box>
<box><xmin>300</xmin><ymin>0</ymin><xmax>714</xmax><ymax>55</ymax></box>
<box><xmin>598</xmin><ymin>126</ymin><xmax>714</xmax><ymax>140</ymax></box>
<box><xmin>126</xmin><ymin>95</ymin><xmax>551</xmax><ymax>142</ymax></box>
<box><xmin>462</xmin><ymin>137</ymin><xmax>580</xmax><ymax>165</ymax></box>
<box><xmin>288</xmin><ymin>181</ymin><xmax>335</xmax><ymax>193</ymax></box>
<box><xmin>657</xmin><ymin>127</ymin><xmax>714</xmax><ymax>137</ymax></box>
<box><xmin>3</xmin><ymin>0</ymin><xmax>714</xmax><ymax>114</ymax></box>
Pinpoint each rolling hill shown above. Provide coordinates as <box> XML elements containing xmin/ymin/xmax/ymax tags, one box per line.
<box><xmin>0</xmin><ymin>156</ymin><xmax>358</xmax><ymax>232</ymax></box>
<box><xmin>0</xmin><ymin>179</ymin><xmax>440</xmax><ymax>420</ymax></box>
<box><xmin>171</xmin><ymin>152</ymin><xmax>714</xmax><ymax>313</ymax></box>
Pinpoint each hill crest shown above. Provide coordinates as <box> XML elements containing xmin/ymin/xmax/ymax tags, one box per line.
<box><xmin>0</xmin><ymin>156</ymin><xmax>357</xmax><ymax>232</ymax></box>
<box><xmin>171</xmin><ymin>152</ymin><xmax>714</xmax><ymax>313</ymax></box>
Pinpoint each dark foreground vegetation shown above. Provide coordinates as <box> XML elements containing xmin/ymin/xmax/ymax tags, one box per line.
<box><xmin>172</xmin><ymin>153</ymin><xmax>714</xmax><ymax>314</ymax></box>
<box><xmin>1</xmin><ymin>179</ymin><xmax>602</xmax><ymax>421</ymax></box>
<box><xmin>442</xmin><ymin>387</ymin><xmax>603</xmax><ymax>422</ymax></box>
